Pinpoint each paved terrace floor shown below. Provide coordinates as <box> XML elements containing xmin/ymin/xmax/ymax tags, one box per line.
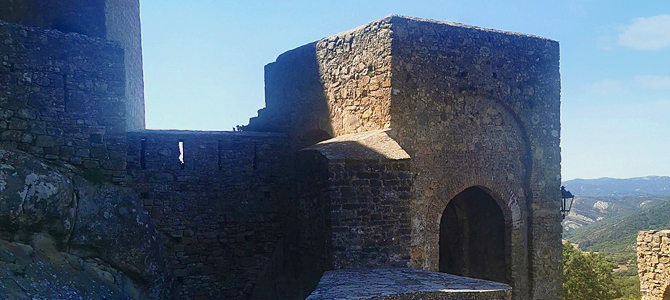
<box><xmin>307</xmin><ymin>268</ymin><xmax>512</xmax><ymax>300</ymax></box>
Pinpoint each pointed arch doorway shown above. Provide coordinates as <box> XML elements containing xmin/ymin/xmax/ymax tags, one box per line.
<box><xmin>439</xmin><ymin>186</ymin><xmax>510</xmax><ymax>283</ymax></box>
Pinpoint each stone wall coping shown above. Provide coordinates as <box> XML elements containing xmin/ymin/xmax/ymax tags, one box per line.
<box><xmin>0</xmin><ymin>20</ymin><xmax>119</xmax><ymax>48</ymax></box>
<box><xmin>274</xmin><ymin>14</ymin><xmax>555</xmax><ymax>65</ymax></box>
<box><xmin>307</xmin><ymin>268</ymin><xmax>512</xmax><ymax>300</ymax></box>
<box><xmin>127</xmin><ymin>129</ymin><xmax>286</xmax><ymax>138</ymax></box>
<box><xmin>304</xmin><ymin>129</ymin><xmax>410</xmax><ymax>161</ymax></box>
<box><xmin>385</xmin><ymin>15</ymin><xmax>557</xmax><ymax>42</ymax></box>
<box><xmin>640</xmin><ymin>230</ymin><xmax>670</xmax><ymax>234</ymax></box>
<box><xmin>310</xmin><ymin>14</ymin><xmax>555</xmax><ymax>50</ymax></box>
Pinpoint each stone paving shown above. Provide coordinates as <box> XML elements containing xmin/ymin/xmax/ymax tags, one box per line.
<box><xmin>307</xmin><ymin>268</ymin><xmax>512</xmax><ymax>300</ymax></box>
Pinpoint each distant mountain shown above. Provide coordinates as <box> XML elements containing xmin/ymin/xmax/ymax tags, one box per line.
<box><xmin>561</xmin><ymin>195</ymin><xmax>667</xmax><ymax>231</ymax></box>
<box><xmin>561</xmin><ymin>176</ymin><xmax>670</xmax><ymax>232</ymax></box>
<box><xmin>563</xmin><ymin>200</ymin><xmax>670</xmax><ymax>265</ymax></box>
<box><xmin>563</xmin><ymin>176</ymin><xmax>670</xmax><ymax>198</ymax></box>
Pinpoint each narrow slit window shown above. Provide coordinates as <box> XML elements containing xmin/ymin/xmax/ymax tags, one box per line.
<box><xmin>178</xmin><ymin>141</ymin><xmax>184</xmax><ymax>169</ymax></box>
<box><xmin>140</xmin><ymin>138</ymin><xmax>146</xmax><ymax>169</ymax></box>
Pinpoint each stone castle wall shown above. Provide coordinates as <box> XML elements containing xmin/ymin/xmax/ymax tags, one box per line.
<box><xmin>1</xmin><ymin>8</ymin><xmax>564</xmax><ymax>300</ymax></box>
<box><xmin>104</xmin><ymin>0</ymin><xmax>145</xmax><ymax>131</ymax></box>
<box><xmin>0</xmin><ymin>21</ymin><xmax>128</xmax><ymax>183</ymax></box>
<box><xmin>126</xmin><ymin>130</ymin><xmax>291</xmax><ymax>300</ymax></box>
<box><xmin>250</xmin><ymin>16</ymin><xmax>562</xmax><ymax>300</ymax></box>
<box><xmin>249</xmin><ymin>18</ymin><xmax>393</xmax><ymax>148</ymax></box>
<box><xmin>326</xmin><ymin>158</ymin><xmax>412</xmax><ymax>269</ymax></box>
<box><xmin>386</xmin><ymin>17</ymin><xmax>562</xmax><ymax>299</ymax></box>
<box><xmin>0</xmin><ymin>0</ymin><xmax>107</xmax><ymax>37</ymax></box>
<box><xmin>638</xmin><ymin>230</ymin><xmax>670</xmax><ymax>300</ymax></box>
<box><xmin>0</xmin><ymin>0</ymin><xmax>146</xmax><ymax>131</ymax></box>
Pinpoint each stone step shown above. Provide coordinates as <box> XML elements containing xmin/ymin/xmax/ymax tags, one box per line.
<box><xmin>307</xmin><ymin>268</ymin><xmax>511</xmax><ymax>300</ymax></box>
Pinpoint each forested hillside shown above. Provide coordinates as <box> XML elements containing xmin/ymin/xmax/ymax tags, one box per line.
<box><xmin>564</xmin><ymin>200</ymin><xmax>670</xmax><ymax>264</ymax></box>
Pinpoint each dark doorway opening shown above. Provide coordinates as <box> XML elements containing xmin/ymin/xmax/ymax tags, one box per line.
<box><xmin>663</xmin><ymin>286</ymin><xmax>670</xmax><ymax>300</ymax></box>
<box><xmin>439</xmin><ymin>186</ymin><xmax>509</xmax><ymax>283</ymax></box>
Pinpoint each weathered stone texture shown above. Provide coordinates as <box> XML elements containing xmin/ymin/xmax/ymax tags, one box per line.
<box><xmin>252</xmin><ymin>16</ymin><xmax>562</xmax><ymax>300</ymax></box>
<box><xmin>303</xmin><ymin>130</ymin><xmax>413</xmax><ymax>269</ymax></box>
<box><xmin>307</xmin><ymin>268</ymin><xmax>512</xmax><ymax>300</ymax></box>
<box><xmin>0</xmin><ymin>149</ymin><xmax>169</xmax><ymax>299</ymax></box>
<box><xmin>386</xmin><ymin>17</ymin><xmax>562</xmax><ymax>299</ymax></box>
<box><xmin>0</xmin><ymin>0</ymin><xmax>107</xmax><ymax>37</ymax></box>
<box><xmin>105</xmin><ymin>0</ymin><xmax>145</xmax><ymax>131</ymax></box>
<box><xmin>249</xmin><ymin>19</ymin><xmax>394</xmax><ymax>148</ymax></box>
<box><xmin>250</xmin><ymin>150</ymin><xmax>332</xmax><ymax>300</ymax></box>
<box><xmin>0</xmin><ymin>8</ymin><xmax>564</xmax><ymax>300</ymax></box>
<box><xmin>637</xmin><ymin>230</ymin><xmax>670</xmax><ymax>300</ymax></box>
<box><xmin>0</xmin><ymin>0</ymin><xmax>146</xmax><ymax>131</ymax></box>
<box><xmin>327</xmin><ymin>158</ymin><xmax>412</xmax><ymax>268</ymax></box>
<box><xmin>0</xmin><ymin>21</ymin><xmax>128</xmax><ymax>183</ymax></box>
<box><xmin>126</xmin><ymin>131</ymin><xmax>291</xmax><ymax>300</ymax></box>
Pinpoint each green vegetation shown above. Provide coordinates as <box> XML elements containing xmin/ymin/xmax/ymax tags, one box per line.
<box><xmin>562</xmin><ymin>200</ymin><xmax>670</xmax><ymax>300</ymax></box>
<box><xmin>612</xmin><ymin>271</ymin><xmax>641</xmax><ymax>300</ymax></box>
<box><xmin>563</xmin><ymin>242</ymin><xmax>620</xmax><ymax>300</ymax></box>
<box><xmin>565</xmin><ymin>200</ymin><xmax>670</xmax><ymax>265</ymax></box>
<box><xmin>560</xmin><ymin>178</ymin><xmax>670</xmax><ymax>300</ymax></box>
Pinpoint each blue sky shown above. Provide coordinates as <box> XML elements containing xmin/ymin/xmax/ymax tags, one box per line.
<box><xmin>139</xmin><ymin>0</ymin><xmax>669</xmax><ymax>180</ymax></box>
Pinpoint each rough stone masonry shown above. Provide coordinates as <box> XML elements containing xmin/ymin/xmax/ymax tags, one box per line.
<box><xmin>638</xmin><ymin>230</ymin><xmax>670</xmax><ymax>300</ymax></box>
<box><xmin>250</xmin><ymin>15</ymin><xmax>562</xmax><ymax>300</ymax></box>
<box><xmin>0</xmin><ymin>2</ymin><xmax>563</xmax><ymax>300</ymax></box>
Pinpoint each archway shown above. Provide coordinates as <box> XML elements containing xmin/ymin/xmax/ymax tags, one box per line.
<box><xmin>439</xmin><ymin>187</ymin><xmax>509</xmax><ymax>283</ymax></box>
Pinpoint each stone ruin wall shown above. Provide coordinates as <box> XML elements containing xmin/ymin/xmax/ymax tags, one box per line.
<box><xmin>126</xmin><ymin>131</ymin><xmax>291</xmax><ymax>299</ymax></box>
<box><xmin>638</xmin><ymin>230</ymin><xmax>670</xmax><ymax>300</ymax></box>
<box><xmin>0</xmin><ymin>21</ymin><xmax>128</xmax><ymax>183</ymax></box>
<box><xmin>104</xmin><ymin>0</ymin><xmax>145</xmax><ymax>131</ymax></box>
<box><xmin>0</xmin><ymin>0</ymin><xmax>107</xmax><ymax>38</ymax></box>
<box><xmin>0</xmin><ymin>0</ymin><xmax>146</xmax><ymax>131</ymax></box>
<box><xmin>0</xmin><ymin>7</ymin><xmax>564</xmax><ymax>300</ymax></box>
<box><xmin>249</xmin><ymin>19</ymin><xmax>394</xmax><ymax>148</ymax></box>
<box><xmin>0</xmin><ymin>8</ymin><xmax>296</xmax><ymax>298</ymax></box>
<box><xmin>386</xmin><ymin>17</ymin><xmax>562</xmax><ymax>300</ymax></box>
<box><xmin>325</xmin><ymin>158</ymin><xmax>412</xmax><ymax>269</ymax></box>
<box><xmin>251</xmin><ymin>16</ymin><xmax>562</xmax><ymax>300</ymax></box>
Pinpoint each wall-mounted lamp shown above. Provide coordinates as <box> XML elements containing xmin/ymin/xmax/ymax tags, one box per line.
<box><xmin>560</xmin><ymin>186</ymin><xmax>575</xmax><ymax>220</ymax></box>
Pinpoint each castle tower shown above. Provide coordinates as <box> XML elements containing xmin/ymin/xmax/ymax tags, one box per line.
<box><xmin>0</xmin><ymin>0</ymin><xmax>146</xmax><ymax>130</ymax></box>
<box><xmin>251</xmin><ymin>15</ymin><xmax>562</xmax><ymax>300</ymax></box>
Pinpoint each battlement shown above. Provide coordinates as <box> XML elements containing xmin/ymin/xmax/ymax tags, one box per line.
<box><xmin>125</xmin><ymin>130</ymin><xmax>291</xmax><ymax>298</ymax></box>
<box><xmin>0</xmin><ymin>7</ymin><xmax>562</xmax><ymax>300</ymax></box>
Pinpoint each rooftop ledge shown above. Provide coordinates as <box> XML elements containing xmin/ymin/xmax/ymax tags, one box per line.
<box><xmin>303</xmin><ymin>129</ymin><xmax>410</xmax><ymax>161</ymax></box>
<box><xmin>307</xmin><ymin>268</ymin><xmax>512</xmax><ymax>300</ymax></box>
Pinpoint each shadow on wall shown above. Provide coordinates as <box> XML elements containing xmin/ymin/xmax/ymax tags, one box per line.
<box><xmin>0</xmin><ymin>0</ymin><xmax>107</xmax><ymax>37</ymax></box>
<box><xmin>250</xmin><ymin>42</ymin><xmax>335</xmax><ymax>151</ymax></box>
<box><xmin>251</xmin><ymin>134</ymin><xmax>412</xmax><ymax>300</ymax></box>
<box><xmin>248</xmin><ymin>43</ymin><xmax>335</xmax><ymax>300</ymax></box>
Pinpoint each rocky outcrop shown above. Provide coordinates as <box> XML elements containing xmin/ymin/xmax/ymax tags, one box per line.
<box><xmin>0</xmin><ymin>149</ymin><xmax>170</xmax><ymax>299</ymax></box>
